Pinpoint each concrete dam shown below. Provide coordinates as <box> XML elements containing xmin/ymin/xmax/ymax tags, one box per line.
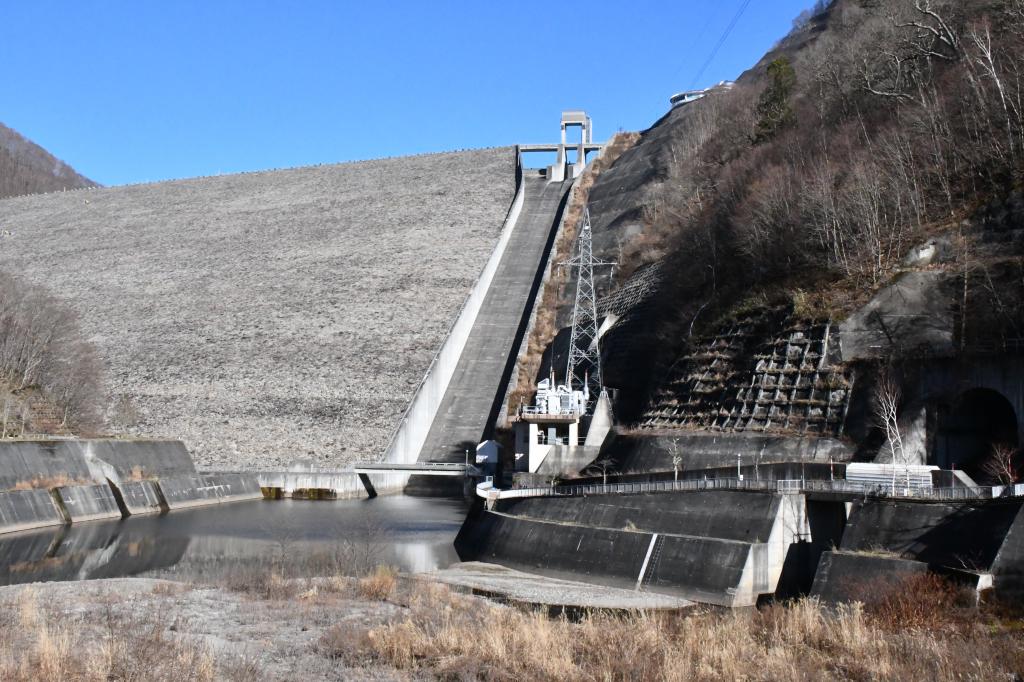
<box><xmin>0</xmin><ymin>149</ymin><xmax>525</xmax><ymax>472</ymax></box>
<box><xmin>0</xmin><ymin>116</ymin><xmax>588</xmax><ymax>498</ymax></box>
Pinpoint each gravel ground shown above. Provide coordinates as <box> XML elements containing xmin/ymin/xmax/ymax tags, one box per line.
<box><xmin>421</xmin><ymin>561</ymin><xmax>693</xmax><ymax>610</ymax></box>
<box><xmin>0</xmin><ymin>148</ymin><xmax>515</xmax><ymax>469</ymax></box>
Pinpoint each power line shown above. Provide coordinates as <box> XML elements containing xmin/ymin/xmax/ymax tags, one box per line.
<box><xmin>688</xmin><ymin>0</ymin><xmax>753</xmax><ymax>89</ymax></box>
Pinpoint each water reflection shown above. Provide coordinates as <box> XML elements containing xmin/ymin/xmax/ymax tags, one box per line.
<box><xmin>0</xmin><ymin>497</ymin><xmax>466</xmax><ymax>587</ymax></box>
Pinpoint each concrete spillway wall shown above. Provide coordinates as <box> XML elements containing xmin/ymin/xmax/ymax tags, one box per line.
<box><xmin>457</xmin><ymin>490</ymin><xmax>811</xmax><ymax>607</ymax></box>
<box><xmin>381</xmin><ymin>155</ymin><xmax>526</xmax><ymax>483</ymax></box>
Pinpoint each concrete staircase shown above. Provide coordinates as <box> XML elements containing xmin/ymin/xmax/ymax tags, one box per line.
<box><xmin>407</xmin><ymin>174</ymin><xmax>570</xmax><ymax>494</ymax></box>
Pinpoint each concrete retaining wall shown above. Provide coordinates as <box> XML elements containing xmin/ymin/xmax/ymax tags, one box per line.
<box><xmin>811</xmin><ymin>551</ymin><xmax>930</xmax><ymax>603</ymax></box>
<box><xmin>54</xmin><ymin>484</ymin><xmax>123</xmax><ymax>523</ymax></box>
<box><xmin>0</xmin><ymin>441</ymin><xmax>94</xmax><ymax>489</ymax></box>
<box><xmin>456</xmin><ymin>507</ymin><xmax>652</xmax><ymax>591</ymax></box>
<box><xmin>204</xmin><ymin>473</ymin><xmax>263</xmax><ymax>503</ymax></box>
<box><xmin>610</xmin><ymin>432</ymin><xmax>854</xmax><ymax>475</ymax></box>
<box><xmin>459</xmin><ymin>490</ymin><xmax>810</xmax><ymax>607</ymax></box>
<box><xmin>0</xmin><ymin>489</ymin><xmax>66</xmax><ymax>534</ymax></box>
<box><xmin>992</xmin><ymin>505</ymin><xmax>1024</xmax><ymax>599</ymax></box>
<box><xmin>381</xmin><ymin>152</ymin><xmax>525</xmax><ymax>481</ymax></box>
<box><xmin>840</xmin><ymin>499</ymin><xmax>1021</xmax><ymax>569</ymax></box>
<box><xmin>832</xmin><ymin>498</ymin><xmax>1024</xmax><ymax>598</ymax></box>
<box><xmin>119</xmin><ymin>480</ymin><xmax>165</xmax><ymax>515</ymax></box>
<box><xmin>157</xmin><ymin>475</ymin><xmax>222</xmax><ymax>510</ymax></box>
<box><xmin>158</xmin><ymin>473</ymin><xmax>261</xmax><ymax>510</ymax></box>
<box><xmin>0</xmin><ymin>439</ymin><xmax>195</xmax><ymax>490</ymax></box>
<box><xmin>495</xmin><ymin>491</ymin><xmax>780</xmax><ymax>541</ymax></box>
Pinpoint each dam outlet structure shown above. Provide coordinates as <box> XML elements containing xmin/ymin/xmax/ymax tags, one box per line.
<box><xmin>369</xmin><ymin>111</ymin><xmax>606</xmax><ymax>496</ymax></box>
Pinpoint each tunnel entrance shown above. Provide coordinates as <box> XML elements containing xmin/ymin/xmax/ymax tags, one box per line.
<box><xmin>934</xmin><ymin>388</ymin><xmax>1019</xmax><ymax>477</ymax></box>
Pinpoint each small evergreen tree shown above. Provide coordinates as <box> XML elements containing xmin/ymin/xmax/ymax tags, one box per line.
<box><xmin>754</xmin><ymin>57</ymin><xmax>797</xmax><ymax>143</ymax></box>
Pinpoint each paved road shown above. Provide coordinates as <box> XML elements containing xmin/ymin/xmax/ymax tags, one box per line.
<box><xmin>408</xmin><ymin>174</ymin><xmax>570</xmax><ymax>492</ymax></box>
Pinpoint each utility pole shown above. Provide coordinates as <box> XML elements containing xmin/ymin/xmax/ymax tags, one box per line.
<box><xmin>560</xmin><ymin>208</ymin><xmax>614</xmax><ymax>413</ymax></box>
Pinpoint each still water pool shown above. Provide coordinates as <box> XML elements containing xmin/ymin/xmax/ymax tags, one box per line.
<box><xmin>0</xmin><ymin>496</ymin><xmax>467</xmax><ymax>587</ymax></box>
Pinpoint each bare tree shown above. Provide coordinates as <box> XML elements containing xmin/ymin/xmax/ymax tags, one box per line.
<box><xmin>874</xmin><ymin>370</ymin><xmax>909</xmax><ymax>494</ymax></box>
<box><xmin>594</xmin><ymin>457</ymin><xmax>616</xmax><ymax>485</ymax></box>
<box><xmin>0</xmin><ymin>271</ymin><xmax>103</xmax><ymax>432</ymax></box>
<box><xmin>983</xmin><ymin>443</ymin><xmax>1020</xmax><ymax>485</ymax></box>
<box><xmin>668</xmin><ymin>437</ymin><xmax>683</xmax><ymax>482</ymax></box>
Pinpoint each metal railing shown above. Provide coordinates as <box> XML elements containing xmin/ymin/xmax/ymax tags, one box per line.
<box><xmin>490</xmin><ymin>476</ymin><xmax>1024</xmax><ymax>502</ymax></box>
<box><xmin>536</xmin><ymin>435</ymin><xmax>587</xmax><ymax>446</ymax></box>
<box><xmin>520</xmin><ymin>406</ymin><xmax>581</xmax><ymax>417</ymax></box>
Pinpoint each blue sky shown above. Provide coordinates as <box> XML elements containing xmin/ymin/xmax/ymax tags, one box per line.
<box><xmin>2</xmin><ymin>1</ymin><xmax>815</xmax><ymax>186</ymax></box>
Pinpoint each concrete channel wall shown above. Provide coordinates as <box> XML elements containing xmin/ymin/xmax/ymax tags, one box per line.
<box><xmin>54</xmin><ymin>484</ymin><xmax>123</xmax><ymax>523</ymax></box>
<box><xmin>380</xmin><ymin>153</ymin><xmax>526</xmax><ymax>485</ymax></box>
<box><xmin>119</xmin><ymin>480</ymin><xmax>165</xmax><ymax>515</ymax></box>
<box><xmin>0</xmin><ymin>489</ymin><xmax>66</xmax><ymax>533</ymax></box>
<box><xmin>0</xmin><ymin>439</ymin><xmax>260</xmax><ymax>534</ymax></box>
<box><xmin>158</xmin><ymin>473</ymin><xmax>263</xmax><ymax>510</ymax></box>
<box><xmin>458</xmin><ymin>490</ymin><xmax>810</xmax><ymax>607</ymax></box>
<box><xmin>0</xmin><ymin>439</ymin><xmax>195</xmax><ymax>489</ymax></box>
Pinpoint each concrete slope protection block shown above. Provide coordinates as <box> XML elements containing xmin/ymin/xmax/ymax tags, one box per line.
<box><xmin>0</xmin><ymin>488</ymin><xmax>66</xmax><ymax>534</ymax></box>
<box><xmin>55</xmin><ymin>484</ymin><xmax>123</xmax><ymax>523</ymax></box>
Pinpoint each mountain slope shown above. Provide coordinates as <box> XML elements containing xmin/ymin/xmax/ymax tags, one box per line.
<box><xmin>581</xmin><ymin>0</ymin><xmax>1024</xmax><ymax>421</ymax></box>
<box><xmin>0</xmin><ymin>123</ymin><xmax>97</xmax><ymax>199</ymax></box>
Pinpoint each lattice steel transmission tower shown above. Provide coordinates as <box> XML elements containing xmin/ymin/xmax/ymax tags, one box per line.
<box><xmin>561</xmin><ymin>207</ymin><xmax>614</xmax><ymax>412</ymax></box>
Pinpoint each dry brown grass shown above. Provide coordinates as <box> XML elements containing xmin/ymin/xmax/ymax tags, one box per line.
<box><xmin>0</xmin><ymin>588</ymin><xmax>220</xmax><ymax>682</ymax></box>
<box><xmin>358</xmin><ymin>564</ymin><xmax>397</xmax><ymax>601</ymax></box>
<box><xmin>313</xmin><ymin>580</ymin><xmax>1024</xmax><ymax>681</ymax></box>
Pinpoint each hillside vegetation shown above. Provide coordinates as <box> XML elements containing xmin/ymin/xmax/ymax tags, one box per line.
<box><xmin>0</xmin><ymin>123</ymin><xmax>95</xmax><ymax>199</ymax></box>
<box><xmin>587</xmin><ymin>0</ymin><xmax>1024</xmax><ymax>418</ymax></box>
<box><xmin>0</xmin><ymin>272</ymin><xmax>102</xmax><ymax>436</ymax></box>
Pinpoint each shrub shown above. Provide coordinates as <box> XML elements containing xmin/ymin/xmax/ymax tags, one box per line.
<box><xmin>358</xmin><ymin>565</ymin><xmax>397</xmax><ymax>601</ymax></box>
